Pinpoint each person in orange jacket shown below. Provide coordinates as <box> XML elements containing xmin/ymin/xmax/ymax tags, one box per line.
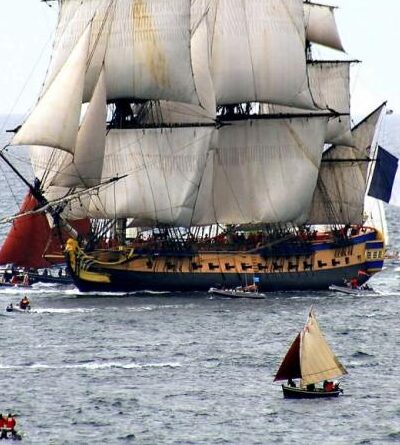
<box><xmin>19</xmin><ymin>296</ymin><xmax>30</xmax><ymax>310</ymax></box>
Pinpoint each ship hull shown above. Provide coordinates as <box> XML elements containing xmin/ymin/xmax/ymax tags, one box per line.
<box><xmin>65</xmin><ymin>228</ymin><xmax>385</xmax><ymax>294</ymax></box>
<box><xmin>70</xmin><ymin>263</ymin><xmax>372</xmax><ymax>293</ymax></box>
<box><xmin>281</xmin><ymin>385</ymin><xmax>342</xmax><ymax>399</ymax></box>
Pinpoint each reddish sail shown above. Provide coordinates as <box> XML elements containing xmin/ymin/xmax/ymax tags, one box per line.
<box><xmin>273</xmin><ymin>333</ymin><xmax>302</xmax><ymax>382</ymax></box>
<box><xmin>0</xmin><ymin>192</ymin><xmax>90</xmax><ymax>268</ymax></box>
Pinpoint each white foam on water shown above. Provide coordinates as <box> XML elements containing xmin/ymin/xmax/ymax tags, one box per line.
<box><xmin>33</xmin><ymin>307</ymin><xmax>97</xmax><ymax>314</ymax></box>
<box><xmin>0</xmin><ymin>361</ymin><xmax>182</xmax><ymax>370</ymax></box>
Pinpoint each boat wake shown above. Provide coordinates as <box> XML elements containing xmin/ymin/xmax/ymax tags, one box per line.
<box><xmin>0</xmin><ymin>361</ymin><xmax>182</xmax><ymax>370</ymax></box>
<box><xmin>32</xmin><ymin>307</ymin><xmax>97</xmax><ymax>314</ymax></box>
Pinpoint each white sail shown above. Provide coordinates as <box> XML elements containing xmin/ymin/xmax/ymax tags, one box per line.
<box><xmin>300</xmin><ymin>310</ymin><xmax>347</xmax><ymax>387</ymax></box>
<box><xmin>56</xmin><ymin>116</ymin><xmax>327</xmax><ymax>226</ymax></box>
<box><xmin>12</xmin><ymin>25</ymin><xmax>91</xmax><ymax>153</ymax></box>
<box><xmin>304</xmin><ymin>2</ymin><xmax>344</xmax><ymax>52</ymax></box>
<box><xmin>192</xmin><ymin>117</ymin><xmax>328</xmax><ymax>225</ymax></box>
<box><xmin>30</xmin><ymin>146</ymin><xmax>69</xmax><ymax>189</ymax></box>
<box><xmin>48</xmin><ymin>0</ymin><xmax>203</xmax><ymax>106</ymax></box>
<box><xmin>86</xmin><ymin>127</ymin><xmax>215</xmax><ymax>225</ymax></box>
<box><xmin>263</xmin><ymin>61</ymin><xmax>352</xmax><ymax>146</ymax></box>
<box><xmin>309</xmin><ymin>62</ymin><xmax>352</xmax><ymax>145</ymax></box>
<box><xmin>191</xmin><ymin>0</ymin><xmax>216</xmax><ymax>116</ymax></box>
<box><xmin>210</xmin><ymin>0</ymin><xmax>315</xmax><ymax>109</ymax></box>
<box><xmin>307</xmin><ymin>103</ymin><xmax>387</xmax><ymax>225</ymax></box>
<box><xmin>364</xmin><ymin>197</ymin><xmax>389</xmax><ymax>244</ymax></box>
<box><xmin>51</xmin><ymin>68</ymin><xmax>108</xmax><ymax>188</ymax></box>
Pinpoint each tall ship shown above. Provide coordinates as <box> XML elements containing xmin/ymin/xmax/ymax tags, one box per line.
<box><xmin>0</xmin><ymin>0</ymin><xmax>398</xmax><ymax>293</ymax></box>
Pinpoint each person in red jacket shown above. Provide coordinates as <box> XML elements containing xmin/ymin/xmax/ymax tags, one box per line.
<box><xmin>350</xmin><ymin>277</ymin><xmax>359</xmax><ymax>289</ymax></box>
<box><xmin>0</xmin><ymin>414</ymin><xmax>7</xmax><ymax>439</ymax></box>
<box><xmin>323</xmin><ymin>380</ymin><xmax>335</xmax><ymax>392</ymax></box>
<box><xmin>5</xmin><ymin>413</ymin><xmax>16</xmax><ymax>438</ymax></box>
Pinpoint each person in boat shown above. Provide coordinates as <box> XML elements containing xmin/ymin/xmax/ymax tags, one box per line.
<box><xmin>19</xmin><ymin>296</ymin><xmax>30</xmax><ymax>310</ymax></box>
<box><xmin>10</xmin><ymin>274</ymin><xmax>19</xmax><ymax>285</ymax></box>
<box><xmin>350</xmin><ymin>277</ymin><xmax>359</xmax><ymax>289</ymax></box>
<box><xmin>0</xmin><ymin>413</ymin><xmax>7</xmax><ymax>439</ymax></box>
<box><xmin>22</xmin><ymin>273</ymin><xmax>30</xmax><ymax>286</ymax></box>
<box><xmin>306</xmin><ymin>383</ymin><xmax>315</xmax><ymax>391</ymax></box>
<box><xmin>5</xmin><ymin>413</ymin><xmax>16</xmax><ymax>439</ymax></box>
<box><xmin>6</xmin><ymin>303</ymin><xmax>13</xmax><ymax>312</ymax></box>
<box><xmin>334</xmin><ymin>381</ymin><xmax>343</xmax><ymax>393</ymax></box>
<box><xmin>288</xmin><ymin>378</ymin><xmax>296</xmax><ymax>388</ymax></box>
<box><xmin>244</xmin><ymin>283</ymin><xmax>258</xmax><ymax>293</ymax></box>
<box><xmin>323</xmin><ymin>380</ymin><xmax>335</xmax><ymax>392</ymax></box>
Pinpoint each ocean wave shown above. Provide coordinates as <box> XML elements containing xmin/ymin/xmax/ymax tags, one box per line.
<box><xmin>65</xmin><ymin>289</ymin><xmax>127</xmax><ymax>297</ymax></box>
<box><xmin>33</xmin><ymin>307</ymin><xmax>97</xmax><ymax>314</ymax></box>
<box><xmin>67</xmin><ymin>289</ymin><xmax>173</xmax><ymax>297</ymax></box>
<box><xmin>386</xmin><ymin>431</ymin><xmax>400</xmax><ymax>441</ymax></box>
<box><xmin>0</xmin><ymin>361</ymin><xmax>182</xmax><ymax>370</ymax></box>
<box><xmin>352</xmin><ymin>351</ymin><xmax>374</xmax><ymax>358</ymax></box>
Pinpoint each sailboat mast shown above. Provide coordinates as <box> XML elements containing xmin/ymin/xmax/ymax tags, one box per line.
<box><xmin>0</xmin><ymin>149</ymin><xmax>79</xmax><ymax>240</ymax></box>
<box><xmin>0</xmin><ymin>150</ymin><xmax>38</xmax><ymax>199</ymax></box>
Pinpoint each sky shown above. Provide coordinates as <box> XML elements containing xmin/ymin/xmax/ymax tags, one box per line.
<box><xmin>0</xmin><ymin>0</ymin><xmax>399</xmax><ymax>120</ymax></box>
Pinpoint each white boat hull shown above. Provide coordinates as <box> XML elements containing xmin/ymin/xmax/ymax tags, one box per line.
<box><xmin>329</xmin><ymin>284</ymin><xmax>376</xmax><ymax>296</ymax></box>
<box><xmin>208</xmin><ymin>287</ymin><xmax>266</xmax><ymax>299</ymax></box>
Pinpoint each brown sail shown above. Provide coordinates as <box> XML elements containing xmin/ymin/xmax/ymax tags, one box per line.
<box><xmin>273</xmin><ymin>333</ymin><xmax>301</xmax><ymax>382</ymax></box>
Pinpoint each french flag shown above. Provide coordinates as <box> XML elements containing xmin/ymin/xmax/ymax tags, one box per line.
<box><xmin>368</xmin><ymin>146</ymin><xmax>400</xmax><ymax>206</ymax></box>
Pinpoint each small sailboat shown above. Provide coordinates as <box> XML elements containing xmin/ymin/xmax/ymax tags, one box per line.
<box><xmin>274</xmin><ymin>308</ymin><xmax>347</xmax><ymax>399</ymax></box>
<box><xmin>208</xmin><ymin>275</ymin><xmax>266</xmax><ymax>299</ymax></box>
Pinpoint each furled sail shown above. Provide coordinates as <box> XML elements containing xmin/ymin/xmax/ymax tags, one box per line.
<box><xmin>299</xmin><ymin>310</ymin><xmax>347</xmax><ymax>386</ymax></box>
<box><xmin>139</xmin><ymin>101</ymin><xmax>216</xmax><ymax>126</ymax></box>
<box><xmin>209</xmin><ymin>0</ymin><xmax>316</xmax><ymax>109</ymax></box>
<box><xmin>306</xmin><ymin>103</ymin><xmax>387</xmax><ymax>225</ymax></box>
<box><xmin>304</xmin><ymin>2</ymin><xmax>345</xmax><ymax>52</ymax></box>
<box><xmin>48</xmin><ymin>0</ymin><xmax>204</xmax><ymax>107</ymax></box>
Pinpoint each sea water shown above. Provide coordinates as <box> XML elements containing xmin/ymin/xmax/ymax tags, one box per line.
<box><xmin>0</xmin><ymin>115</ymin><xmax>399</xmax><ymax>444</ymax></box>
